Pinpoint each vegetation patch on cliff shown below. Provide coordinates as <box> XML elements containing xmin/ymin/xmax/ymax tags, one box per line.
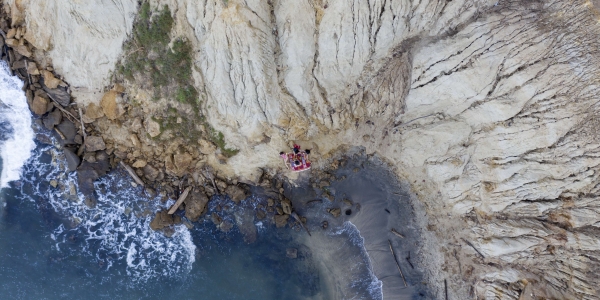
<box><xmin>117</xmin><ymin>2</ymin><xmax>197</xmax><ymax>106</ymax></box>
<box><xmin>115</xmin><ymin>1</ymin><xmax>237</xmax><ymax>157</ymax></box>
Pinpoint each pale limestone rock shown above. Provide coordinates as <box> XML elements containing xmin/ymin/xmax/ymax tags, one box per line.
<box><xmin>15</xmin><ymin>45</ymin><xmax>32</xmax><ymax>57</ymax></box>
<box><xmin>174</xmin><ymin>152</ymin><xmax>192</xmax><ymax>171</ymax></box>
<box><xmin>144</xmin><ymin>117</ymin><xmax>161</xmax><ymax>138</ymax></box>
<box><xmin>100</xmin><ymin>90</ymin><xmax>124</xmax><ymax>120</ymax></box>
<box><xmin>41</xmin><ymin>70</ymin><xmax>62</xmax><ymax>89</ymax></box>
<box><xmin>85</xmin><ymin>136</ymin><xmax>106</xmax><ymax>152</ymax></box>
<box><xmin>5</xmin><ymin>0</ymin><xmax>138</xmax><ymax>105</ymax></box>
<box><xmin>197</xmin><ymin>139</ymin><xmax>216</xmax><ymax>155</ymax></box>
<box><xmin>84</xmin><ymin>103</ymin><xmax>105</xmax><ymax>121</ymax></box>
<box><xmin>31</xmin><ymin>96</ymin><xmax>48</xmax><ymax>115</ymax></box>
<box><xmin>6</xmin><ymin>28</ymin><xmax>16</xmax><ymax>39</ymax></box>
<box><xmin>26</xmin><ymin>61</ymin><xmax>39</xmax><ymax>75</ymax></box>
<box><xmin>132</xmin><ymin>159</ymin><xmax>147</xmax><ymax>168</ymax></box>
<box><xmin>13</xmin><ymin>0</ymin><xmax>600</xmax><ymax>298</ymax></box>
<box><xmin>165</xmin><ymin>153</ymin><xmax>192</xmax><ymax>177</ymax></box>
<box><xmin>5</xmin><ymin>38</ymin><xmax>17</xmax><ymax>47</ymax></box>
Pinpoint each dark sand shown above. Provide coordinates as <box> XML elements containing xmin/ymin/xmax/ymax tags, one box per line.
<box><xmin>286</xmin><ymin>148</ymin><xmax>430</xmax><ymax>299</ymax></box>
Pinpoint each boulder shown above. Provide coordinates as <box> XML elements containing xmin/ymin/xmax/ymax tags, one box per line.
<box><xmin>327</xmin><ymin>208</ymin><xmax>341</xmax><ymax>218</ymax></box>
<box><xmin>219</xmin><ymin>220</ymin><xmax>233</xmax><ymax>232</ymax></box>
<box><xmin>142</xmin><ymin>164</ymin><xmax>159</xmax><ymax>181</ymax></box>
<box><xmin>83</xmin><ymin>103</ymin><xmax>104</xmax><ymax>121</ymax></box>
<box><xmin>41</xmin><ymin>70</ymin><xmax>63</xmax><ymax>89</ymax></box>
<box><xmin>225</xmin><ymin>185</ymin><xmax>246</xmax><ymax>203</ymax></box>
<box><xmin>132</xmin><ymin>159</ymin><xmax>147</xmax><ymax>168</ymax></box>
<box><xmin>63</xmin><ymin>148</ymin><xmax>80</xmax><ymax>172</ymax></box>
<box><xmin>286</xmin><ymin>248</ymin><xmax>298</xmax><ymax>259</ymax></box>
<box><xmin>15</xmin><ymin>45</ymin><xmax>32</xmax><ymax>57</ymax></box>
<box><xmin>234</xmin><ymin>210</ymin><xmax>257</xmax><ymax>243</ymax></box>
<box><xmin>281</xmin><ymin>198</ymin><xmax>292</xmax><ymax>215</ymax></box>
<box><xmin>74</xmin><ymin>134</ymin><xmax>83</xmax><ymax>145</ymax></box>
<box><xmin>25</xmin><ymin>89</ymin><xmax>33</xmax><ymax>107</ymax></box>
<box><xmin>5</xmin><ymin>38</ymin><xmax>17</xmax><ymax>47</ymax></box>
<box><xmin>198</xmin><ymin>139</ymin><xmax>217</xmax><ymax>155</ymax></box>
<box><xmin>85</xmin><ymin>136</ymin><xmax>106</xmax><ymax>152</ymax></box>
<box><xmin>11</xmin><ymin>59</ymin><xmax>26</xmax><ymax>70</ymax></box>
<box><xmin>76</xmin><ymin>168</ymin><xmax>99</xmax><ymax>197</ymax></box>
<box><xmin>76</xmin><ymin>151</ymin><xmax>109</xmax><ymax>198</ymax></box>
<box><xmin>184</xmin><ymin>190</ymin><xmax>209</xmax><ymax>222</ymax></box>
<box><xmin>83</xmin><ymin>152</ymin><xmax>96</xmax><ymax>163</ymax></box>
<box><xmin>150</xmin><ymin>210</ymin><xmax>175</xmax><ymax>231</ymax></box>
<box><xmin>42</xmin><ymin>109</ymin><xmax>62</xmax><ymax>130</ymax></box>
<box><xmin>165</xmin><ymin>152</ymin><xmax>193</xmax><ymax>177</ymax></box>
<box><xmin>100</xmin><ymin>90</ymin><xmax>124</xmax><ymax>120</ymax></box>
<box><xmin>129</xmin><ymin>134</ymin><xmax>141</xmax><ymax>148</ymax></box>
<box><xmin>42</xmin><ymin>85</ymin><xmax>70</xmax><ymax>107</ymax></box>
<box><xmin>113</xmin><ymin>83</ymin><xmax>125</xmax><ymax>93</ymax></box>
<box><xmin>174</xmin><ymin>152</ymin><xmax>193</xmax><ymax>171</ymax></box>
<box><xmin>31</xmin><ymin>95</ymin><xmax>48</xmax><ymax>115</ymax></box>
<box><xmin>144</xmin><ymin>117</ymin><xmax>161</xmax><ymax>138</ymax></box>
<box><xmin>6</xmin><ymin>28</ymin><xmax>15</xmax><ymax>39</ymax></box>
<box><xmin>26</xmin><ymin>61</ymin><xmax>39</xmax><ymax>75</ymax></box>
<box><xmin>274</xmin><ymin>214</ymin><xmax>289</xmax><ymax>228</ymax></box>
<box><xmin>56</xmin><ymin>120</ymin><xmax>77</xmax><ymax>144</ymax></box>
<box><xmin>211</xmin><ymin>212</ymin><xmax>223</xmax><ymax>225</ymax></box>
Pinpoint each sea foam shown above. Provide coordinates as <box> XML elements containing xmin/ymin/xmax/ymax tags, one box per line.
<box><xmin>0</xmin><ymin>61</ymin><xmax>35</xmax><ymax>189</ymax></box>
<box><xmin>16</xmin><ymin>144</ymin><xmax>196</xmax><ymax>284</ymax></box>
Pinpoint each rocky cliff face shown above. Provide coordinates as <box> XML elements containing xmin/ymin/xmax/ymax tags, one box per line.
<box><xmin>7</xmin><ymin>0</ymin><xmax>600</xmax><ymax>298</ymax></box>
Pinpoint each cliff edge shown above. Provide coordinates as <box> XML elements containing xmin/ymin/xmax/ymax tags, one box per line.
<box><xmin>5</xmin><ymin>0</ymin><xmax>600</xmax><ymax>298</ymax></box>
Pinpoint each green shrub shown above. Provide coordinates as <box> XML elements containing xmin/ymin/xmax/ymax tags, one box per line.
<box><xmin>116</xmin><ymin>1</ymin><xmax>238</xmax><ymax>157</ymax></box>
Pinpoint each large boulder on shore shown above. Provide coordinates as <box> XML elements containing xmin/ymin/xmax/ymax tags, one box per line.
<box><xmin>274</xmin><ymin>214</ymin><xmax>289</xmax><ymax>228</ymax></box>
<box><xmin>165</xmin><ymin>152</ymin><xmax>193</xmax><ymax>177</ymax></box>
<box><xmin>55</xmin><ymin>120</ymin><xmax>76</xmax><ymax>144</ymax></box>
<box><xmin>150</xmin><ymin>210</ymin><xmax>176</xmax><ymax>231</ymax></box>
<box><xmin>42</xmin><ymin>109</ymin><xmax>62</xmax><ymax>130</ymax></box>
<box><xmin>184</xmin><ymin>190</ymin><xmax>209</xmax><ymax>222</ymax></box>
<box><xmin>142</xmin><ymin>164</ymin><xmax>159</xmax><ymax>181</ymax></box>
<box><xmin>63</xmin><ymin>147</ymin><xmax>80</xmax><ymax>172</ymax></box>
<box><xmin>225</xmin><ymin>185</ymin><xmax>246</xmax><ymax>203</ymax></box>
<box><xmin>85</xmin><ymin>136</ymin><xmax>106</xmax><ymax>152</ymax></box>
<box><xmin>42</xmin><ymin>84</ymin><xmax>71</xmax><ymax>107</ymax></box>
<box><xmin>31</xmin><ymin>96</ymin><xmax>48</xmax><ymax>115</ymax></box>
<box><xmin>41</xmin><ymin>70</ymin><xmax>63</xmax><ymax>89</ymax></box>
<box><xmin>83</xmin><ymin>103</ymin><xmax>104</xmax><ymax>123</ymax></box>
<box><xmin>100</xmin><ymin>90</ymin><xmax>124</xmax><ymax>120</ymax></box>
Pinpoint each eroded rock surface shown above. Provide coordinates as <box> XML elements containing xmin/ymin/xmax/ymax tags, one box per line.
<box><xmin>9</xmin><ymin>0</ymin><xmax>600</xmax><ymax>298</ymax></box>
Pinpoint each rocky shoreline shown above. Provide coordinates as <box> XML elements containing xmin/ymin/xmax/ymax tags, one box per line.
<box><xmin>0</xmin><ymin>10</ymin><xmax>309</xmax><ymax>234</ymax></box>
<box><xmin>7</xmin><ymin>0</ymin><xmax>600</xmax><ymax>298</ymax></box>
<box><xmin>0</xmin><ymin>12</ymin><xmax>363</xmax><ymax>240</ymax></box>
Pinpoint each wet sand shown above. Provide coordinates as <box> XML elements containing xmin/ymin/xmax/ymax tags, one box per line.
<box><xmin>286</xmin><ymin>148</ymin><xmax>430</xmax><ymax>299</ymax></box>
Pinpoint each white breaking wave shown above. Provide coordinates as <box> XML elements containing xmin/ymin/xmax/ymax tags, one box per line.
<box><xmin>330</xmin><ymin>221</ymin><xmax>384</xmax><ymax>300</ymax></box>
<box><xmin>18</xmin><ymin>144</ymin><xmax>196</xmax><ymax>283</ymax></box>
<box><xmin>0</xmin><ymin>61</ymin><xmax>35</xmax><ymax>189</ymax></box>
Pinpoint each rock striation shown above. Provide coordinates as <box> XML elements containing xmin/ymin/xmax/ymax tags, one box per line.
<box><xmin>7</xmin><ymin>0</ymin><xmax>600</xmax><ymax>298</ymax></box>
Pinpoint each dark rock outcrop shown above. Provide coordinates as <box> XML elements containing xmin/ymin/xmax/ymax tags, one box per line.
<box><xmin>184</xmin><ymin>190</ymin><xmax>209</xmax><ymax>222</ymax></box>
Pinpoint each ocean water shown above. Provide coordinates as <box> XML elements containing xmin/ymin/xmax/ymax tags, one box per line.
<box><xmin>0</xmin><ymin>61</ymin><xmax>403</xmax><ymax>299</ymax></box>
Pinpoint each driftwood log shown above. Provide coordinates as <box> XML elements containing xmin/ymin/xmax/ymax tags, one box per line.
<box><xmin>291</xmin><ymin>212</ymin><xmax>311</xmax><ymax>236</ymax></box>
<box><xmin>388</xmin><ymin>239</ymin><xmax>407</xmax><ymax>287</ymax></box>
<box><xmin>168</xmin><ymin>186</ymin><xmax>191</xmax><ymax>214</ymax></box>
<box><xmin>391</xmin><ymin>228</ymin><xmax>405</xmax><ymax>238</ymax></box>
<box><xmin>120</xmin><ymin>161</ymin><xmax>144</xmax><ymax>187</ymax></box>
